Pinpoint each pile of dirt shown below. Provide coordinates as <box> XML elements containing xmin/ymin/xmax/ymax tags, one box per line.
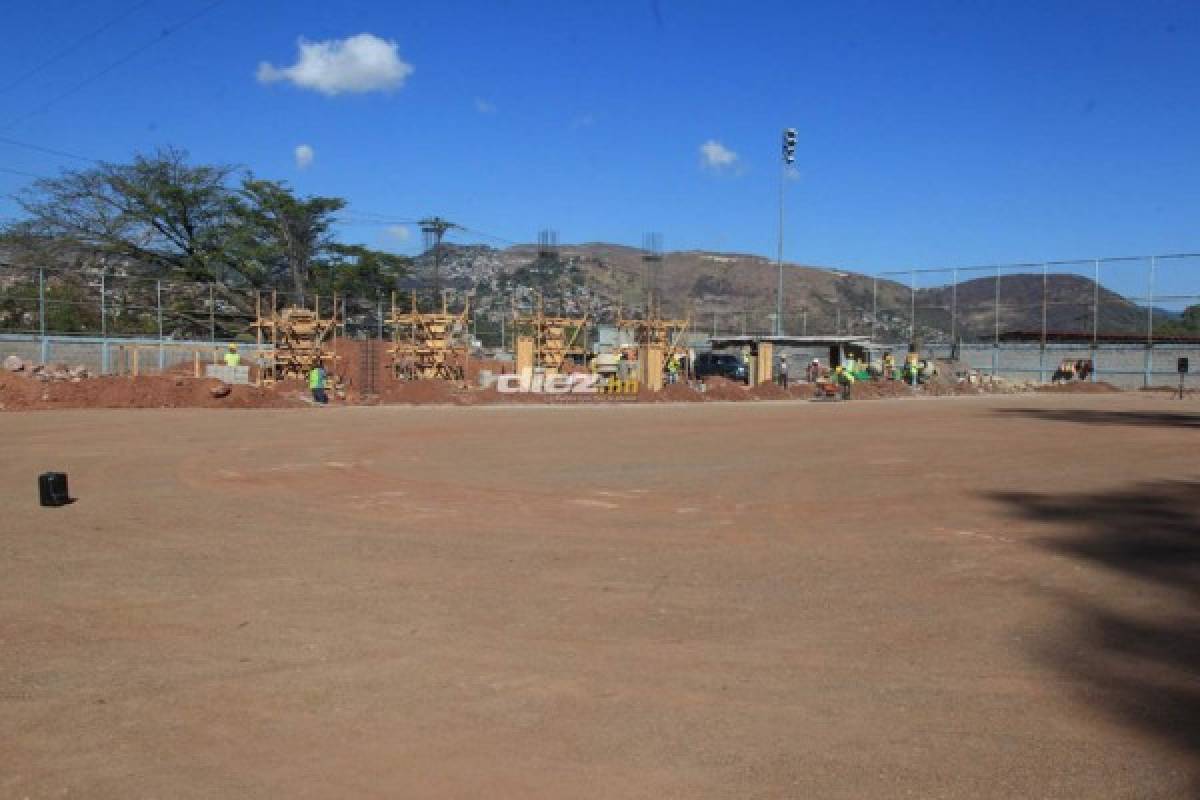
<box><xmin>638</xmin><ymin>383</ymin><xmax>706</xmax><ymax>403</ymax></box>
<box><xmin>850</xmin><ymin>381</ymin><xmax>917</xmax><ymax>400</ymax></box>
<box><xmin>0</xmin><ymin>373</ymin><xmax>305</xmax><ymax>411</ymax></box>
<box><xmin>1035</xmin><ymin>381</ymin><xmax>1122</xmax><ymax>394</ymax></box>
<box><xmin>701</xmin><ymin>376</ymin><xmax>751</xmax><ymax>401</ymax></box>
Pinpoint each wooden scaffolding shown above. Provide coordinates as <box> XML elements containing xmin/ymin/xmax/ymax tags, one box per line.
<box><xmin>252</xmin><ymin>292</ymin><xmax>342</xmax><ymax>384</ymax></box>
<box><xmin>387</xmin><ymin>291</ymin><xmax>470</xmax><ymax>381</ymax></box>
<box><xmin>513</xmin><ymin>293</ymin><xmax>589</xmax><ymax>373</ymax></box>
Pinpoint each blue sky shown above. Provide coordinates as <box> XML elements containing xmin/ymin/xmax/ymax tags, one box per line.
<box><xmin>1</xmin><ymin>0</ymin><xmax>1199</xmax><ymax>281</ymax></box>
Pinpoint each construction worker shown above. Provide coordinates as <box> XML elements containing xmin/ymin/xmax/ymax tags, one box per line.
<box><xmin>777</xmin><ymin>353</ymin><xmax>789</xmax><ymax>389</ymax></box>
<box><xmin>224</xmin><ymin>343</ymin><xmax>241</xmax><ymax>367</ymax></box>
<box><xmin>308</xmin><ymin>364</ymin><xmax>328</xmax><ymax>405</ymax></box>
<box><xmin>807</xmin><ymin>358</ymin><xmax>821</xmax><ymax>384</ymax></box>
<box><xmin>666</xmin><ymin>352</ymin><xmax>681</xmax><ymax>385</ymax></box>
<box><xmin>883</xmin><ymin>351</ymin><xmax>895</xmax><ymax>380</ymax></box>
<box><xmin>836</xmin><ymin>363</ymin><xmax>855</xmax><ymax>400</ymax></box>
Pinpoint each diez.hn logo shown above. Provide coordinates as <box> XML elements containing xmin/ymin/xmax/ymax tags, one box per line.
<box><xmin>495</xmin><ymin>369</ymin><xmax>639</xmax><ymax>395</ymax></box>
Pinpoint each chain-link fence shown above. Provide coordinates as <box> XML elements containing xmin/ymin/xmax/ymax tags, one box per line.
<box><xmin>3</xmin><ymin>252</ymin><xmax>1198</xmax><ymax>387</ymax></box>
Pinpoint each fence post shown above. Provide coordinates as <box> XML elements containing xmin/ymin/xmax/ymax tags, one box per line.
<box><xmin>871</xmin><ymin>277</ymin><xmax>877</xmax><ymax>342</ymax></box>
<box><xmin>909</xmin><ymin>271</ymin><xmax>916</xmax><ymax>345</ymax></box>
<box><xmin>209</xmin><ymin>283</ymin><xmax>216</xmax><ymax>342</ymax></box>
<box><xmin>377</xmin><ymin>293</ymin><xmax>384</xmax><ymax>341</ymax></box>
<box><xmin>156</xmin><ymin>279</ymin><xmax>164</xmax><ymax>372</ymax></box>
<box><xmin>1144</xmin><ymin>255</ymin><xmax>1156</xmax><ymax>388</ymax></box>
<box><xmin>100</xmin><ymin>271</ymin><xmax>109</xmax><ymax>374</ymax></box>
<box><xmin>1039</xmin><ymin>263</ymin><xmax>1047</xmax><ymax>383</ymax></box>
<box><xmin>951</xmin><ymin>267</ymin><xmax>958</xmax><ymax>352</ymax></box>
<box><xmin>992</xmin><ymin>267</ymin><xmax>1000</xmax><ymax>376</ymax></box>
<box><xmin>1091</xmin><ymin>259</ymin><xmax>1100</xmax><ymax>382</ymax></box>
<box><xmin>38</xmin><ymin>267</ymin><xmax>48</xmax><ymax>364</ymax></box>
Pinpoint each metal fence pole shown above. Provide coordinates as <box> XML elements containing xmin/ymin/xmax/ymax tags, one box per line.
<box><xmin>1091</xmin><ymin>259</ymin><xmax>1100</xmax><ymax>382</ymax></box>
<box><xmin>802</xmin><ymin>307</ymin><xmax>808</xmax><ymax>336</ymax></box>
<box><xmin>992</xmin><ymin>267</ymin><xmax>1000</xmax><ymax>376</ymax></box>
<box><xmin>100</xmin><ymin>271</ymin><xmax>109</xmax><ymax>374</ymax></box>
<box><xmin>951</xmin><ymin>267</ymin><xmax>958</xmax><ymax>350</ymax></box>
<box><xmin>1146</xmin><ymin>256</ymin><xmax>1156</xmax><ymax>388</ymax></box>
<box><xmin>1039</xmin><ymin>263</ymin><xmax>1047</xmax><ymax>383</ymax></box>
<box><xmin>377</xmin><ymin>293</ymin><xmax>384</xmax><ymax>341</ymax></box>
<box><xmin>209</xmin><ymin>283</ymin><xmax>216</xmax><ymax>342</ymax></box>
<box><xmin>38</xmin><ymin>267</ymin><xmax>47</xmax><ymax>364</ymax></box>
<box><xmin>156</xmin><ymin>279</ymin><xmax>164</xmax><ymax>372</ymax></box>
<box><xmin>909</xmin><ymin>271</ymin><xmax>916</xmax><ymax>345</ymax></box>
<box><xmin>871</xmin><ymin>277</ymin><xmax>877</xmax><ymax>342</ymax></box>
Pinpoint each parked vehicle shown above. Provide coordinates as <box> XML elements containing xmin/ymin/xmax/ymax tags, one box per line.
<box><xmin>694</xmin><ymin>351</ymin><xmax>748</xmax><ymax>382</ymax></box>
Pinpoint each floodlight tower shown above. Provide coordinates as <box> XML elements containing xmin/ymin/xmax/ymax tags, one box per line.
<box><xmin>777</xmin><ymin>127</ymin><xmax>797</xmax><ymax>336</ymax></box>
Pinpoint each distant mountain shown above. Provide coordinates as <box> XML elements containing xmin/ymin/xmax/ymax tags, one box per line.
<box><xmin>419</xmin><ymin>242</ymin><xmax>1157</xmax><ymax>342</ymax></box>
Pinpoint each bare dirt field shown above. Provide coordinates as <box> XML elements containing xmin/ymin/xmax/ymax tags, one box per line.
<box><xmin>2</xmin><ymin>393</ymin><xmax>1198</xmax><ymax>798</ymax></box>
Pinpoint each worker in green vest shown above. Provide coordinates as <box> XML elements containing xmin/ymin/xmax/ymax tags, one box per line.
<box><xmin>308</xmin><ymin>364</ymin><xmax>328</xmax><ymax>404</ymax></box>
<box><xmin>224</xmin><ymin>343</ymin><xmax>240</xmax><ymax>367</ymax></box>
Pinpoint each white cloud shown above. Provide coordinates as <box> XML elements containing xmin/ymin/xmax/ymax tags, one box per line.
<box><xmin>474</xmin><ymin>97</ymin><xmax>496</xmax><ymax>114</ymax></box>
<box><xmin>294</xmin><ymin>144</ymin><xmax>314</xmax><ymax>170</ymax></box>
<box><xmin>699</xmin><ymin>139</ymin><xmax>738</xmax><ymax>169</ymax></box>
<box><xmin>257</xmin><ymin>33</ymin><xmax>413</xmax><ymax>95</ymax></box>
<box><xmin>385</xmin><ymin>224</ymin><xmax>410</xmax><ymax>242</ymax></box>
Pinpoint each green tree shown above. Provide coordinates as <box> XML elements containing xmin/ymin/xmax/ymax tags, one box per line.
<box><xmin>230</xmin><ymin>178</ymin><xmax>345</xmax><ymax>303</ymax></box>
<box><xmin>15</xmin><ymin>147</ymin><xmax>236</xmax><ymax>281</ymax></box>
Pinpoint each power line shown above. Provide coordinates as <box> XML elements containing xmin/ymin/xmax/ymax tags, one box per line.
<box><xmin>0</xmin><ymin>134</ymin><xmax>100</xmax><ymax>163</ymax></box>
<box><xmin>1</xmin><ymin>0</ymin><xmax>230</xmax><ymax>132</ymax></box>
<box><xmin>0</xmin><ymin>0</ymin><xmax>156</xmax><ymax>96</ymax></box>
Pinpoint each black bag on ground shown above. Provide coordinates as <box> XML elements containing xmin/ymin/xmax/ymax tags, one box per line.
<box><xmin>39</xmin><ymin>472</ymin><xmax>69</xmax><ymax>507</ymax></box>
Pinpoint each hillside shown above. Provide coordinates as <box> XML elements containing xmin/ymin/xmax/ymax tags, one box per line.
<box><xmin>417</xmin><ymin>243</ymin><xmax>1153</xmax><ymax>342</ymax></box>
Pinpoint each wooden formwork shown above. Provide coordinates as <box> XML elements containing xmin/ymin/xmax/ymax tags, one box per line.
<box><xmin>251</xmin><ymin>292</ymin><xmax>342</xmax><ymax>384</ymax></box>
<box><xmin>387</xmin><ymin>291</ymin><xmax>470</xmax><ymax>382</ymax></box>
<box><xmin>512</xmin><ymin>293</ymin><xmax>589</xmax><ymax>372</ymax></box>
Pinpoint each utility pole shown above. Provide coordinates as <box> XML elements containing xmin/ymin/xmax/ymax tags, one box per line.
<box><xmin>777</xmin><ymin>128</ymin><xmax>797</xmax><ymax>336</ymax></box>
<box><xmin>419</xmin><ymin>217</ymin><xmax>457</xmax><ymax>302</ymax></box>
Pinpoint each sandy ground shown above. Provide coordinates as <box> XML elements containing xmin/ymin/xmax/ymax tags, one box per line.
<box><xmin>2</xmin><ymin>393</ymin><xmax>1198</xmax><ymax>798</ymax></box>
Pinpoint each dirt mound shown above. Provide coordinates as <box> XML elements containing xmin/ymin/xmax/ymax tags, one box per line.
<box><xmin>850</xmin><ymin>381</ymin><xmax>916</xmax><ymax>400</ymax></box>
<box><xmin>638</xmin><ymin>383</ymin><xmax>706</xmax><ymax>403</ymax></box>
<box><xmin>1035</xmin><ymin>381</ymin><xmax>1122</xmax><ymax>394</ymax></box>
<box><xmin>701</xmin><ymin>376</ymin><xmax>750</xmax><ymax>401</ymax></box>
<box><xmin>0</xmin><ymin>373</ymin><xmax>305</xmax><ymax>411</ymax></box>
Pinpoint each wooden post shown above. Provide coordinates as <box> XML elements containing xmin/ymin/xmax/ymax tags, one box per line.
<box><xmin>757</xmin><ymin>342</ymin><xmax>774</xmax><ymax>385</ymax></box>
<box><xmin>516</xmin><ymin>336</ymin><xmax>535</xmax><ymax>376</ymax></box>
<box><xmin>642</xmin><ymin>345</ymin><xmax>665</xmax><ymax>391</ymax></box>
<box><xmin>194</xmin><ymin>351</ymin><xmax>201</xmax><ymax>378</ymax></box>
<box><xmin>132</xmin><ymin>347</ymin><xmax>139</xmax><ymax>377</ymax></box>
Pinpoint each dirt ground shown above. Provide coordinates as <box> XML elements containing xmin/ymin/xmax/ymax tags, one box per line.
<box><xmin>2</xmin><ymin>393</ymin><xmax>1198</xmax><ymax>798</ymax></box>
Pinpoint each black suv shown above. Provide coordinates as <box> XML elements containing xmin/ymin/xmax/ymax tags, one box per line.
<box><xmin>694</xmin><ymin>351</ymin><xmax>748</xmax><ymax>382</ymax></box>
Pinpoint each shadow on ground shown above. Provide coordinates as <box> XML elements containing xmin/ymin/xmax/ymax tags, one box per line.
<box><xmin>994</xmin><ymin>408</ymin><xmax>1200</xmax><ymax>428</ymax></box>
<box><xmin>988</xmin><ymin>481</ymin><xmax>1200</xmax><ymax>767</ymax></box>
